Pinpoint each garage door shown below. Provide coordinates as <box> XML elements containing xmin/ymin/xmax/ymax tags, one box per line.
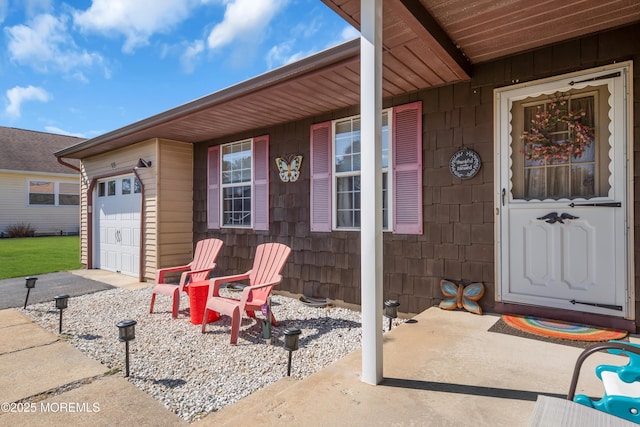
<box><xmin>94</xmin><ymin>175</ymin><xmax>141</xmax><ymax>277</ymax></box>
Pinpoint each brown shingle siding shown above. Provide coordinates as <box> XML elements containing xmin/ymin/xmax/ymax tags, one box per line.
<box><xmin>189</xmin><ymin>25</ymin><xmax>639</xmax><ymax>319</ymax></box>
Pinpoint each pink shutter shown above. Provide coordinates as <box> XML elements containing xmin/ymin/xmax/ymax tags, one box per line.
<box><xmin>207</xmin><ymin>146</ymin><xmax>220</xmax><ymax>229</ymax></box>
<box><xmin>393</xmin><ymin>101</ymin><xmax>423</xmax><ymax>235</ymax></box>
<box><xmin>253</xmin><ymin>135</ymin><xmax>270</xmax><ymax>231</ymax></box>
<box><xmin>310</xmin><ymin>121</ymin><xmax>332</xmax><ymax>232</ymax></box>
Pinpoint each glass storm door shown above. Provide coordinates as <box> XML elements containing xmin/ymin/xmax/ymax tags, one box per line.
<box><xmin>496</xmin><ymin>64</ymin><xmax>631</xmax><ymax>317</ymax></box>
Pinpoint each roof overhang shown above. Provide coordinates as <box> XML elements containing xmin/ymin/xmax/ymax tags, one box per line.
<box><xmin>56</xmin><ymin>0</ymin><xmax>640</xmax><ymax>160</ymax></box>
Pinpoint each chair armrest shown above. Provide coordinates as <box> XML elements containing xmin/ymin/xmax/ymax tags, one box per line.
<box><xmin>239</xmin><ymin>275</ymin><xmax>282</xmax><ymax>305</ymax></box>
<box><xmin>245</xmin><ymin>275</ymin><xmax>283</xmax><ymax>291</ymax></box>
<box><xmin>180</xmin><ymin>266</ymin><xmax>217</xmax><ymax>286</ymax></box>
<box><xmin>208</xmin><ymin>271</ymin><xmax>252</xmax><ymax>298</ymax></box>
<box><xmin>180</xmin><ymin>263</ymin><xmax>216</xmax><ymax>286</ymax></box>
<box><xmin>185</xmin><ymin>267</ymin><xmax>216</xmax><ymax>276</ymax></box>
<box><xmin>156</xmin><ymin>265</ymin><xmax>191</xmax><ymax>284</ymax></box>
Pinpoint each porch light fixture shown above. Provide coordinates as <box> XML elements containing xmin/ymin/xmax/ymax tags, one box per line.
<box><xmin>384</xmin><ymin>300</ymin><xmax>400</xmax><ymax>331</ymax></box>
<box><xmin>23</xmin><ymin>277</ymin><xmax>38</xmax><ymax>309</ymax></box>
<box><xmin>136</xmin><ymin>158</ymin><xmax>152</xmax><ymax>168</ymax></box>
<box><xmin>116</xmin><ymin>319</ymin><xmax>137</xmax><ymax>377</ymax></box>
<box><xmin>53</xmin><ymin>294</ymin><xmax>69</xmax><ymax>334</ymax></box>
<box><xmin>283</xmin><ymin>327</ymin><xmax>302</xmax><ymax>376</ymax></box>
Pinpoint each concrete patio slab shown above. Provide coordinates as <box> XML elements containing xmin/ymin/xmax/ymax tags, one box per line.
<box><xmin>0</xmin><ymin>320</ymin><xmax>58</xmax><ymax>354</ymax></box>
<box><xmin>197</xmin><ymin>307</ymin><xmax>624</xmax><ymax>427</ymax></box>
<box><xmin>0</xmin><ymin>340</ymin><xmax>106</xmax><ymax>403</ymax></box>
<box><xmin>69</xmin><ymin>269</ymin><xmax>149</xmax><ymax>290</ymax></box>
<box><xmin>0</xmin><ymin>375</ymin><xmax>186</xmax><ymax>427</ymax></box>
<box><xmin>0</xmin><ymin>308</ymin><xmax>34</xmax><ymax>328</ymax></box>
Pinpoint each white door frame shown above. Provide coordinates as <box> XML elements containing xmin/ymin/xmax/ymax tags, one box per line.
<box><xmin>494</xmin><ymin>62</ymin><xmax>634</xmax><ymax>319</ymax></box>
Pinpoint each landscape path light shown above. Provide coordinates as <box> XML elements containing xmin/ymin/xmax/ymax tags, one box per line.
<box><xmin>283</xmin><ymin>327</ymin><xmax>302</xmax><ymax>377</ymax></box>
<box><xmin>384</xmin><ymin>300</ymin><xmax>400</xmax><ymax>332</ymax></box>
<box><xmin>116</xmin><ymin>319</ymin><xmax>137</xmax><ymax>377</ymax></box>
<box><xmin>23</xmin><ymin>277</ymin><xmax>38</xmax><ymax>309</ymax></box>
<box><xmin>53</xmin><ymin>294</ymin><xmax>69</xmax><ymax>334</ymax></box>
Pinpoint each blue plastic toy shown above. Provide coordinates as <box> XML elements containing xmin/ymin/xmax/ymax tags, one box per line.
<box><xmin>569</xmin><ymin>341</ymin><xmax>640</xmax><ymax>424</ymax></box>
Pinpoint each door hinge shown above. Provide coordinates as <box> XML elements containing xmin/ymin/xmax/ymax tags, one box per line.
<box><xmin>570</xmin><ymin>299</ymin><xmax>623</xmax><ymax>311</ymax></box>
<box><xmin>569</xmin><ymin>202</ymin><xmax>621</xmax><ymax>208</ymax></box>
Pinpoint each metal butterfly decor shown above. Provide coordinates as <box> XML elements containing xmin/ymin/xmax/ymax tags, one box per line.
<box><xmin>275</xmin><ymin>154</ymin><xmax>303</xmax><ymax>183</ymax></box>
<box><xmin>439</xmin><ymin>279</ymin><xmax>485</xmax><ymax>315</ymax></box>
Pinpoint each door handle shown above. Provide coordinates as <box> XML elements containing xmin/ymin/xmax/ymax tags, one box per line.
<box><xmin>537</xmin><ymin>212</ymin><xmax>579</xmax><ymax>224</ymax></box>
<box><xmin>569</xmin><ymin>202</ymin><xmax>621</xmax><ymax>208</ymax></box>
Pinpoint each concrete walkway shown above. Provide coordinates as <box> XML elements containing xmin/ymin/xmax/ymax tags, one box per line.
<box><xmin>0</xmin><ymin>269</ymin><xmax>635</xmax><ymax>426</ymax></box>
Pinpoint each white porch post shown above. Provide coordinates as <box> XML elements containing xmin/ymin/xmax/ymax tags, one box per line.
<box><xmin>360</xmin><ymin>0</ymin><xmax>383</xmax><ymax>385</ymax></box>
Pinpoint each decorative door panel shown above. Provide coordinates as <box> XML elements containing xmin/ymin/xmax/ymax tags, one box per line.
<box><xmin>508</xmin><ymin>208</ymin><xmax>616</xmax><ymax>306</ymax></box>
<box><xmin>496</xmin><ymin>63</ymin><xmax>631</xmax><ymax>318</ymax></box>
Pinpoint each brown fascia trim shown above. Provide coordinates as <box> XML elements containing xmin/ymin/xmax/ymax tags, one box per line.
<box><xmin>322</xmin><ymin>0</ymin><xmax>471</xmax><ymax>78</ymax></box>
<box><xmin>57</xmin><ymin>157</ymin><xmax>81</xmax><ymax>173</ymax></box>
<box><xmin>54</xmin><ymin>38</ymin><xmax>361</xmax><ymax>159</ymax></box>
<box><xmin>394</xmin><ymin>0</ymin><xmax>472</xmax><ymax>78</ymax></box>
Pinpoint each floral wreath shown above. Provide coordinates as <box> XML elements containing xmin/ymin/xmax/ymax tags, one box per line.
<box><xmin>520</xmin><ymin>98</ymin><xmax>594</xmax><ymax>163</ymax></box>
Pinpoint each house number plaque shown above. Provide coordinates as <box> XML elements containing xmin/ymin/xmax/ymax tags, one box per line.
<box><xmin>449</xmin><ymin>148</ymin><xmax>481</xmax><ymax>179</ymax></box>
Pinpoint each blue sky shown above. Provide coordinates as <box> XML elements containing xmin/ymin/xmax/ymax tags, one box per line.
<box><xmin>0</xmin><ymin>0</ymin><xmax>356</xmax><ymax>139</ymax></box>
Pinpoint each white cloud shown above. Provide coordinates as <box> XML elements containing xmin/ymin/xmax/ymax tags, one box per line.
<box><xmin>265</xmin><ymin>24</ymin><xmax>360</xmax><ymax>69</ymax></box>
<box><xmin>43</xmin><ymin>125</ymin><xmax>88</xmax><ymax>138</ymax></box>
<box><xmin>0</xmin><ymin>0</ymin><xmax>8</xmax><ymax>24</ymax></box>
<box><xmin>265</xmin><ymin>41</ymin><xmax>307</xmax><ymax>68</ymax></box>
<box><xmin>5</xmin><ymin>85</ymin><xmax>51</xmax><ymax>119</ymax></box>
<box><xmin>340</xmin><ymin>25</ymin><xmax>359</xmax><ymax>42</ymax></box>
<box><xmin>180</xmin><ymin>40</ymin><xmax>205</xmax><ymax>74</ymax></box>
<box><xmin>207</xmin><ymin>0</ymin><xmax>286</xmax><ymax>50</ymax></box>
<box><xmin>73</xmin><ymin>0</ymin><xmax>198</xmax><ymax>54</ymax></box>
<box><xmin>24</xmin><ymin>0</ymin><xmax>52</xmax><ymax>16</ymax></box>
<box><xmin>5</xmin><ymin>13</ymin><xmax>106</xmax><ymax>78</ymax></box>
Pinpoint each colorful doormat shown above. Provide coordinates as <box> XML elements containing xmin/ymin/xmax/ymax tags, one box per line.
<box><xmin>502</xmin><ymin>314</ymin><xmax>628</xmax><ymax>341</ymax></box>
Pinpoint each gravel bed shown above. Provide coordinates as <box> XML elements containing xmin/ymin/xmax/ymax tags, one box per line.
<box><xmin>19</xmin><ymin>286</ymin><xmax>400</xmax><ymax>422</ymax></box>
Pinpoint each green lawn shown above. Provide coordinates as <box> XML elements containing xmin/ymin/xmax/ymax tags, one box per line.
<box><xmin>0</xmin><ymin>236</ymin><xmax>81</xmax><ymax>279</ymax></box>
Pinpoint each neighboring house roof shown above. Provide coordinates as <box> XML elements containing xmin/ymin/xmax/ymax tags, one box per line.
<box><xmin>0</xmin><ymin>127</ymin><xmax>83</xmax><ymax>174</ymax></box>
<box><xmin>55</xmin><ymin>0</ymin><xmax>640</xmax><ymax>160</ymax></box>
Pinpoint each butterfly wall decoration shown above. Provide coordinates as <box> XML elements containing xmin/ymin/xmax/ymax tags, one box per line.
<box><xmin>275</xmin><ymin>154</ymin><xmax>303</xmax><ymax>183</ymax></box>
<box><xmin>439</xmin><ymin>279</ymin><xmax>485</xmax><ymax>315</ymax></box>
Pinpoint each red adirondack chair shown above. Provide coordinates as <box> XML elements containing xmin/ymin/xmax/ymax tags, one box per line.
<box><xmin>149</xmin><ymin>238</ymin><xmax>224</xmax><ymax>319</ymax></box>
<box><xmin>201</xmin><ymin>242</ymin><xmax>291</xmax><ymax>344</ymax></box>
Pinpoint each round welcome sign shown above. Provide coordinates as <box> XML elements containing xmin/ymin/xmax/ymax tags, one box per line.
<box><xmin>449</xmin><ymin>148</ymin><xmax>481</xmax><ymax>179</ymax></box>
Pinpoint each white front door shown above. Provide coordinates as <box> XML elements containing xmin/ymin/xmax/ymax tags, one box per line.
<box><xmin>94</xmin><ymin>175</ymin><xmax>141</xmax><ymax>277</ymax></box>
<box><xmin>496</xmin><ymin>63</ymin><xmax>632</xmax><ymax>318</ymax></box>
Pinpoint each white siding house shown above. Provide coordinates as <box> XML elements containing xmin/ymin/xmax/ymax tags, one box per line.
<box><xmin>0</xmin><ymin>127</ymin><xmax>82</xmax><ymax>237</ymax></box>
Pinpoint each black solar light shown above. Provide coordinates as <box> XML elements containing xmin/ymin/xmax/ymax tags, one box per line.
<box><xmin>116</xmin><ymin>319</ymin><xmax>137</xmax><ymax>377</ymax></box>
<box><xmin>23</xmin><ymin>277</ymin><xmax>38</xmax><ymax>309</ymax></box>
<box><xmin>283</xmin><ymin>327</ymin><xmax>302</xmax><ymax>376</ymax></box>
<box><xmin>384</xmin><ymin>300</ymin><xmax>400</xmax><ymax>332</ymax></box>
<box><xmin>53</xmin><ymin>294</ymin><xmax>69</xmax><ymax>333</ymax></box>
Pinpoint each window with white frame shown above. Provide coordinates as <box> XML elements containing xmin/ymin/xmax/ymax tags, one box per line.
<box><xmin>333</xmin><ymin>112</ymin><xmax>390</xmax><ymax>229</ymax></box>
<box><xmin>29</xmin><ymin>180</ymin><xmax>79</xmax><ymax>206</ymax></box>
<box><xmin>207</xmin><ymin>135</ymin><xmax>270</xmax><ymax>230</ymax></box>
<box><xmin>311</xmin><ymin>101</ymin><xmax>422</xmax><ymax>234</ymax></box>
<box><xmin>221</xmin><ymin>140</ymin><xmax>252</xmax><ymax>227</ymax></box>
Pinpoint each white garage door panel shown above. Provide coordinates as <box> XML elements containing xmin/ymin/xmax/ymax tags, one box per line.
<box><xmin>94</xmin><ymin>176</ymin><xmax>141</xmax><ymax>277</ymax></box>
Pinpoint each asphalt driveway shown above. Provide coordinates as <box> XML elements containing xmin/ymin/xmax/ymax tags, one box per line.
<box><xmin>0</xmin><ymin>272</ymin><xmax>113</xmax><ymax>310</ymax></box>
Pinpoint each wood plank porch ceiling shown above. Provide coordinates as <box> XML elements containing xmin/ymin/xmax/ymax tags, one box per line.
<box><xmin>57</xmin><ymin>0</ymin><xmax>640</xmax><ymax>159</ymax></box>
